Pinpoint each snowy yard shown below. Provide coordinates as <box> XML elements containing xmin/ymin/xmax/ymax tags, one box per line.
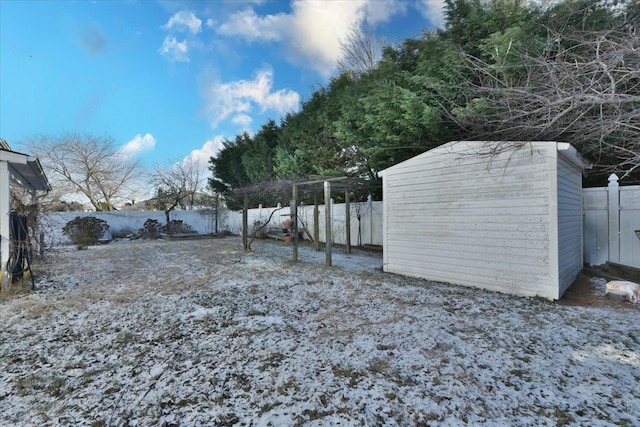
<box><xmin>1</xmin><ymin>237</ymin><xmax>639</xmax><ymax>426</ymax></box>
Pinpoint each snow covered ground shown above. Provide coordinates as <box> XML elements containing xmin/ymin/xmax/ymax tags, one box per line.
<box><xmin>1</xmin><ymin>237</ymin><xmax>639</xmax><ymax>426</ymax></box>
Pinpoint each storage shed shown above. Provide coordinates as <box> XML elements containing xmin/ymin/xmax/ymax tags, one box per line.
<box><xmin>379</xmin><ymin>141</ymin><xmax>590</xmax><ymax>300</ymax></box>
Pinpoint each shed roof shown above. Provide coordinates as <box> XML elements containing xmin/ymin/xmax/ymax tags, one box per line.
<box><xmin>0</xmin><ymin>141</ymin><xmax>51</xmax><ymax>192</ymax></box>
<box><xmin>379</xmin><ymin>141</ymin><xmax>591</xmax><ymax>177</ymax></box>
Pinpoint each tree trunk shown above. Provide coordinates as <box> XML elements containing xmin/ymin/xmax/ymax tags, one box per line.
<box><xmin>165</xmin><ymin>209</ymin><xmax>171</xmax><ymax>233</ymax></box>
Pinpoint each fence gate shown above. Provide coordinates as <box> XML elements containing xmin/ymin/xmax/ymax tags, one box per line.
<box><xmin>583</xmin><ymin>174</ymin><xmax>640</xmax><ymax>268</ymax></box>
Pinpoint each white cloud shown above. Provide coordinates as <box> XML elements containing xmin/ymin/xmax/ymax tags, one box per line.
<box><xmin>416</xmin><ymin>0</ymin><xmax>447</xmax><ymax>28</ymax></box>
<box><xmin>232</xmin><ymin>114</ymin><xmax>253</xmax><ymax>128</ymax></box>
<box><xmin>183</xmin><ymin>136</ymin><xmax>226</xmax><ymax>175</ymax></box>
<box><xmin>201</xmin><ymin>67</ymin><xmax>300</xmax><ymax>129</ymax></box>
<box><xmin>217</xmin><ymin>0</ymin><xmax>408</xmax><ymax>77</ymax></box>
<box><xmin>363</xmin><ymin>0</ymin><xmax>407</xmax><ymax>25</ymax></box>
<box><xmin>163</xmin><ymin>10</ymin><xmax>202</xmax><ymax>34</ymax></box>
<box><xmin>119</xmin><ymin>133</ymin><xmax>156</xmax><ymax>158</ymax></box>
<box><xmin>159</xmin><ymin>36</ymin><xmax>189</xmax><ymax>62</ymax></box>
<box><xmin>218</xmin><ymin>8</ymin><xmax>285</xmax><ymax>42</ymax></box>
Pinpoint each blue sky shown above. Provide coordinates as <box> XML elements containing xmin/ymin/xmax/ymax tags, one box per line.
<box><xmin>0</xmin><ymin>0</ymin><xmax>445</xmax><ymax>171</ymax></box>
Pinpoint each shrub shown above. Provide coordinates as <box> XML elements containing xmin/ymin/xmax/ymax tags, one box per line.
<box><xmin>136</xmin><ymin>219</ymin><xmax>194</xmax><ymax>238</ymax></box>
<box><xmin>165</xmin><ymin>219</ymin><xmax>193</xmax><ymax>234</ymax></box>
<box><xmin>138</xmin><ymin>219</ymin><xmax>163</xmax><ymax>238</ymax></box>
<box><xmin>62</xmin><ymin>216</ymin><xmax>109</xmax><ymax>246</ymax></box>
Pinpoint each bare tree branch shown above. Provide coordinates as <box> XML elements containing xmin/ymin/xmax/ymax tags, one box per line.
<box><xmin>25</xmin><ymin>133</ymin><xmax>142</xmax><ymax>210</ymax></box>
<box><xmin>439</xmin><ymin>27</ymin><xmax>640</xmax><ymax>178</ymax></box>
<box><xmin>152</xmin><ymin>157</ymin><xmax>206</xmax><ymax>231</ymax></box>
<box><xmin>337</xmin><ymin>24</ymin><xmax>385</xmax><ymax>76</ymax></box>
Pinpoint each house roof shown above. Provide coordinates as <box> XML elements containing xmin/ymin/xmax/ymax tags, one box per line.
<box><xmin>0</xmin><ymin>140</ymin><xmax>51</xmax><ymax>192</ymax></box>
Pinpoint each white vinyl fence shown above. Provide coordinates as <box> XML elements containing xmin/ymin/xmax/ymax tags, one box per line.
<box><xmin>42</xmin><ymin>210</ymin><xmax>222</xmax><ymax>245</ymax></box>
<box><xmin>583</xmin><ymin>174</ymin><xmax>640</xmax><ymax>268</ymax></box>
<box><xmin>43</xmin><ymin>199</ymin><xmax>384</xmax><ymax>247</ymax></box>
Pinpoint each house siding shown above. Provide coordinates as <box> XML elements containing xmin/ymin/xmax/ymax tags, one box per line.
<box><xmin>382</xmin><ymin>141</ymin><xmax>558</xmax><ymax>299</ymax></box>
<box><xmin>556</xmin><ymin>154</ymin><xmax>584</xmax><ymax>297</ymax></box>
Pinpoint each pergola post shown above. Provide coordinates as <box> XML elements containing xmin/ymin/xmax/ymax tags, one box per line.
<box><xmin>242</xmin><ymin>193</ymin><xmax>248</xmax><ymax>251</ymax></box>
<box><xmin>345</xmin><ymin>190</ymin><xmax>351</xmax><ymax>254</ymax></box>
<box><xmin>324</xmin><ymin>180</ymin><xmax>332</xmax><ymax>266</ymax></box>
<box><xmin>214</xmin><ymin>192</ymin><xmax>219</xmax><ymax>234</ymax></box>
<box><xmin>313</xmin><ymin>192</ymin><xmax>320</xmax><ymax>251</ymax></box>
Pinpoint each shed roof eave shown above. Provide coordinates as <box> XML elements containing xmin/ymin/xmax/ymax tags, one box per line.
<box><xmin>556</xmin><ymin>142</ymin><xmax>592</xmax><ymax>175</ymax></box>
<box><xmin>0</xmin><ymin>149</ymin><xmax>29</xmax><ymax>165</ymax></box>
<box><xmin>1</xmin><ymin>149</ymin><xmax>51</xmax><ymax>192</ymax></box>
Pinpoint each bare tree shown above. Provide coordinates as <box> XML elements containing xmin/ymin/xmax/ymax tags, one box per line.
<box><xmin>152</xmin><ymin>157</ymin><xmax>206</xmax><ymax>231</ymax></box>
<box><xmin>441</xmin><ymin>26</ymin><xmax>640</xmax><ymax>178</ymax></box>
<box><xmin>25</xmin><ymin>133</ymin><xmax>142</xmax><ymax>210</ymax></box>
<box><xmin>337</xmin><ymin>24</ymin><xmax>385</xmax><ymax>75</ymax></box>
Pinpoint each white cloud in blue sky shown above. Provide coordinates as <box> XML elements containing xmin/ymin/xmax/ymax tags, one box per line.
<box><xmin>362</xmin><ymin>0</ymin><xmax>408</xmax><ymax>25</ymax></box>
<box><xmin>217</xmin><ymin>0</ymin><xmax>410</xmax><ymax>77</ymax></box>
<box><xmin>120</xmin><ymin>133</ymin><xmax>157</xmax><ymax>158</ymax></box>
<box><xmin>201</xmin><ymin>67</ymin><xmax>300</xmax><ymax>130</ymax></box>
<box><xmin>416</xmin><ymin>0</ymin><xmax>447</xmax><ymax>28</ymax></box>
<box><xmin>163</xmin><ymin>10</ymin><xmax>202</xmax><ymax>34</ymax></box>
<box><xmin>159</xmin><ymin>10</ymin><xmax>203</xmax><ymax>62</ymax></box>
<box><xmin>182</xmin><ymin>135</ymin><xmax>226</xmax><ymax>172</ymax></box>
<box><xmin>159</xmin><ymin>36</ymin><xmax>190</xmax><ymax>62</ymax></box>
<box><xmin>0</xmin><ymin>0</ymin><xmax>441</xmax><ymax>171</ymax></box>
<box><xmin>232</xmin><ymin>114</ymin><xmax>253</xmax><ymax>128</ymax></box>
<box><xmin>218</xmin><ymin>8</ymin><xmax>284</xmax><ymax>42</ymax></box>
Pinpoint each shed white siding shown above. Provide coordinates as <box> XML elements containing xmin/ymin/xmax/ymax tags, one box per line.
<box><xmin>381</xmin><ymin>141</ymin><xmax>586</xmax><ymax>300</ymax></box>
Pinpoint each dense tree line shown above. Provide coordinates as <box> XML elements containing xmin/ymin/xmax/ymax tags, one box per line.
<box><xmin>210</xmin><ymin>0</ymin><xmax>640</xmax><ymax>206</ymax></box>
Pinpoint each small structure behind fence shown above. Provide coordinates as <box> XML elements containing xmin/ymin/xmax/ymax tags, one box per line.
<box><xmin>583</xmin><ymin>174</ymin><xmax>640</xmax><ymax>268</ymax></box>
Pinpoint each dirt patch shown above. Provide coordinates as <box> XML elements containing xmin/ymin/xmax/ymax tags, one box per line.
<box><xmin>559</xmin><ymin>271</ymin><xmax>640</xmax><ymax>310</ymax></box>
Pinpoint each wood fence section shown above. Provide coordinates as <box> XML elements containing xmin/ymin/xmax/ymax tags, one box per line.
<box><xmin>583</xmin><ymin>174</ymin><xmax>640</xmax><ymax>268</ymax></box>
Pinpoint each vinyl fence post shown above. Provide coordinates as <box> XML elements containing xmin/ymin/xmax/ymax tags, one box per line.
<box><xmin>368</xmin><ymin>194</ymin><xmax>373</xmax><ymax>245</ymax></box>
<box><xmin>608</xmin><ymin>173</ymin><xmax>620</xmax><ymax>263</ymax></box>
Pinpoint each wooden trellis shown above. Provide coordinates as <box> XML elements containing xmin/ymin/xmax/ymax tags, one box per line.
<box><xmin>238</xmin><ymin>176</ymin><xmax>378</xmax><ymax>267</ymax></box>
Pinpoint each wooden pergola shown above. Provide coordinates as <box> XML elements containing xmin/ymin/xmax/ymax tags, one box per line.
<box><xmin>0</xmin><ymin>140</ymin><xmax>51</xmax><ymax>288</ymax></box>
<box><xmin>240</xmin><ymin>176</ymin><xmax>377</xmax><ymax>266</ymax></box>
